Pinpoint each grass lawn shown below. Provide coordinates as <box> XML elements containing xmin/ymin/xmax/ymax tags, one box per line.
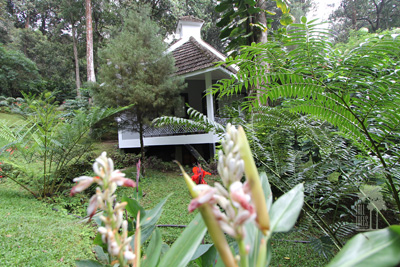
<box><xmin>119</xmin><ymin>168</ymin><xmax>329</xmax><ymax>266</ymax></box>
<box><xmin>0</xmin><ymin>162</ymin><xmax>329</xmax><ymax>267</ymax></box>
<box><xmin>0</xmin><ymin>112</ymin><xmax>24</xmax><ymax>121</ymax></box>
<box><xmin>0</xmin><ymin>180</ymin><xmax>95</xmax><ymax>266</ymax></box>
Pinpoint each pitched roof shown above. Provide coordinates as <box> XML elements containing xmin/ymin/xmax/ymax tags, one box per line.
<box><xmin>179</xmin><ymin>16</ymin><xmax>204</xmax><ymax>23</ymax></box>
<box><xmin>171</xmin><ymin>36</ymin><xmax>236</xmax><ymax>76</ymax></box>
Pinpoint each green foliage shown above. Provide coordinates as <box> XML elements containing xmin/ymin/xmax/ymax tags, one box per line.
<box><xmin>7</xmin><ymin>28</ymin><xmax>77</xmax><ymax>99</ymax></box>
<box><xmin>0</xmin><ymin>45</ymin><xmax>42</xmax><ymax>97</ymax></box>
<box><xmin>328</xmin><ymin>226</ymin><xmax>400</xmax><ymax>267</ymax></box>
<box><xmin>329</xmin><ymin>0</ymin><xmax>400</xmax><ymax>42</ymax></box>
<box><xmin>215</xmin><ymin>0</ymin><xmax>293</xmax><ymax>53</ymax></box>
<box><xmin>0</xmin><ymin>93</ymin><xmax>126</xmax><ymax>197</ymax></box>
<box><xmin>153</xmin><ymin>106</ymin><xmax>226</xmax><ymax>136</ymax></box>
<box><xmin>93</xmin><ymin>7</ymin><xmax>184</xmax><ymax>163</ymax></box>
<box><xmin>215</xmin><ymin>18</ymin><xmax>400</xmax><ymax>217</ymax></box>
<box><xmin>335</xmin><ymin>27</ymin><xmax>400</xmax><ymax>53</ymax></box>
<box><xmin>95</xmin><ymin>7</ymin><xmax>183</xmax><ymax>116</ymax></box>
<box><xmin>158</xmin><ymin>213</ymin><xmax>207</xmax><ymax>266</ymax></box>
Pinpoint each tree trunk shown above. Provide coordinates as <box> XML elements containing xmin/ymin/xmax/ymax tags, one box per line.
<box><xmin>255</xmin><ymin>1</ymin><xmax>268</xmax><ymax>44</ymax></box>
<box><xmin>25</xmin><ymin>13</ymin><xmax>30</xmax><ymax>28</ymax></box>
<box><xmin>254</xmin><ymin>0</ymin><xmax>269</xmax><ymax>106</ymax></box>
<box><xmin>72</xmin><ymin>24</ymin><xmax>81</xmax><ymax>96</ymax></box>
<box><xmin>351</xmin><ymin>0</ymin><xmax>357</xmax><ymax>29</ymax></box>
<box><xmin>86</xmin><ymin>0</ymin><xmax>96</xmax><ymax>83</ymax></box>
<box><xmin>40</xmin><ymin>12</ymin><xmax>46</xmax><ymax>34</ymax></box>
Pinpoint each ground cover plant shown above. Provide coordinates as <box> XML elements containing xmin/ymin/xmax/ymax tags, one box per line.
<box><xmin>0</xmin><ymin>180</ymin><xmax>95</xmax><ymax>266</ymax></box>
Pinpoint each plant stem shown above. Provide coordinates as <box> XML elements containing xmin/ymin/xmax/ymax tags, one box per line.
<box><xmin>238</xmin><ymin>238</ymin><xmax>249</xmax><ymax>267</ymax></box>
<box><xmin>5</xmin><ymin>173</ymin><xmax>38</xmax><ymax>199</ymax></box>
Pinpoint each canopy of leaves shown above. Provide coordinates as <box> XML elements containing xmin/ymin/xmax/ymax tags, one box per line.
<box><xmin>215</xmin><ymin>17</ymin><xmax>400</xmax><ymax>213</ymax></box>
<box><xmin>215</xmin><ymin>0</ymin><xmax>295</xmax><ymax>53</ymax></box>
<box><xmin>0</xmin><ymin>45</ymin><xmax>41</xmax><ymax>97</ymax></box>
<box><xmin>329</xmin><ymin>0</ymin><xmax>400</xmax><ymax>43</ymax></box>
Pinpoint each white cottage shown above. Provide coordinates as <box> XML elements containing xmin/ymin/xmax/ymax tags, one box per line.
<box><xmin>117</xmin><ymin>16</ymin><xmax>238</xmax><ymax>164</ymax></box>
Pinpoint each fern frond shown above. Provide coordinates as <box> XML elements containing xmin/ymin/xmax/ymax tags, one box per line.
<box><xmin>153</xmin><ymin>106</ymin><xmax>225</xmax><ymax>135</ymax></box>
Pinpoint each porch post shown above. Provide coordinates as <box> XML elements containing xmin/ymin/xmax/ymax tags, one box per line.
<box><xmin>205</xmin><ymin>72</ymin><xmax>216</xmax><ymax>159</ymax></box>
<box><xmin>205</xmin><ymin>72</ymin><xmax>214</xmax><ymax>121</ymax></box>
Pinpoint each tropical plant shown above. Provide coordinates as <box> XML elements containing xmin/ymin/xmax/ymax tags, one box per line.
<box><xmin>214</xmin><ymin>17</ymin><xmax>400</xmax><ymax>220</ymax></box>
<box><xmin>0</xmin><ymin>92</ymin><xmax>126</xmax><ymax>198</ymax></box>
<box><xmin>155</xmin><ymin>99</ymin><xmax>360</xmax><ymax>255</ymax></box>
<box><xmin>73</xmin><ymin>123</ymin><xmax>305</xmax><ymax>266</ymax></box>
<box><xmin>72</xmin><ymin>126</ymin><xmax>400</xmax><ymax>267</ymax></box>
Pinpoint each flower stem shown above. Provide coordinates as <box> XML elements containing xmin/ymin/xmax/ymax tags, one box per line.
<box><xmin>238</xmin><ymin>238</ymin><xmax>249</xmax><ymax>267</ymax></box>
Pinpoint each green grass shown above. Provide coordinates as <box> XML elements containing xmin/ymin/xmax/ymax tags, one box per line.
<box><xmin>0</xmin><ymin>112</ymin><xmax>24</xmax><ymax>121</ymax></box>
<box><xmin>92</xmin><ymin>140</ymin><xmax>119</xmax><ymax>155</ymax></box>
<box><xmin>118</xmin><ymin>168</ymin><xmax>329</xmax><ymax>266</ymax></box>
<box><xmin>0</xmin><ymin>164</ymin><xmax>330</xmax><ymax>267</ymax></box>
<box><xmin>119</xmin><ymin>168</ymin><xmax>201</xmax><ymax>244</ymax></box>
<box><xmin>269</xmin><ymin>232</ymin><xmax>329</xmax><ymax>266</ymax></box>
<box><xmin>0</xmin><ymin>180</ymin><xmax>96</xmax><ymax>266</ymax></box>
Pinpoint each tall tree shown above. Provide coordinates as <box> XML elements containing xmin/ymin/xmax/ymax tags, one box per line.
<box><xmin>216</xmin><ymin>0</ymin><xmax>294</xmax><ymax>53</ymax></box>
<box><xmin>61</xmin><ymin>0</ymin><xmax>85</xmax><ymax>95</ymax></box>
<box><xmin>86</xmin><ymin>0</ymin><xmax>95</xmax><ymax>83</ymax></box>
<box><xmin>329</xmin><ymin>0</ymin><xmax>400</xmax><ymax>42</ymax></box>
<box><xmin>0</xmin><ymin>45</ymin><xmax>41</xmax><ymax>97</ymax></box>
<box><xmin>92</xmin><ymin>7</ymin><xmax>185</xmax><ymax>169</ymax></box>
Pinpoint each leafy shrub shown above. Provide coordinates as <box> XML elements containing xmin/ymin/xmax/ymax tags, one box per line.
<box><xmin>0</xmin><ymin>93</ymin><xmax>127</xmax><ymax>198</ymax></box>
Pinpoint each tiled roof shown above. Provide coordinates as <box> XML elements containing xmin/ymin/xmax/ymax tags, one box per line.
<box><xmin>172</xmin><ymin>37</ymin><xmax>236</xmax><ymax>75</ymax></box>
<box><xmin>179</xmin><ymin>16</ymin><xmax>204</xmax><ymax>23</ymax></box>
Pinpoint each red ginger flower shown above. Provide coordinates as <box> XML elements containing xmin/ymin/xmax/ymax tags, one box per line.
<box><xmin>191</xmin><ymin>166</ymin><xmax>211</xmax><ymax>185</ymax></box>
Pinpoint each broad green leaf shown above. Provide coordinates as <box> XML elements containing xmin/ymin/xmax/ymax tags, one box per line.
<box><xmin>265</xmin><ymin>10</ymin><xmax>276</xmax><ymax>15</ymax></box>
<box><xmin>131</xmin><ymin>195</ymin><xmax>171</xmax><ymax>247</ymax></box>
<box><xmin>142</xmin><ymin>229</ymin><xmax>162</xmax><ymax>267</ymax></box>
<box><xmin>244</xmin><ymin>220</ymin><xmax>262</xmax><ymax>266</ymax></box>
<box><xmin>159</xmin><ymin>213</ymin><xmax>207</xmax><ymax>267</ymax></box>
<box><xmin>327</xmin><ymin>226</ymin><xmax>400</xmax><ymax>267</ymax></box>
<box><xmin>161</xmin><ymin>243</ymin><xmax>170</xmax><ymax>257</ymax></box>
<box><xmin>93</xmin><ymin>233</ymin><xmax>107</xmax><ymax>251</ymax></box>
<box><xmin>269</xmin><ymin>183</ymin><xmax>304</xmax><ymax>232</ymax></box>
<box><xmin>260</xmin><ymin>172</ymin><xmax>273</xmax><ymax>211</ymax></box>
<box><xmin>274</xmin><ymin>0</ymin><xmax>289</xmax><ymax>13</ymax></box>
<box><xmin>199</xmin><ymin>245</ymin><xmax>217</xmax><ymax>267</ymax></box>
<box><xmin>190</xmin><ymin>244</ymin><xmax>213</xmax><ymax>261</ymax></box>
<box><xmin>244</xmin><ymin>0</ymin><xmax>256</xmax><ymax>6</ymax></box>
<box><xmin>93</xmin><ymin>245</ymin><xmax>109</xmax><ymax>264</ymax></box>
<box><xmin>122</xmin><ymin>195</ymin><xmax>146</xmax><ymax>220</ymax></box>
<box><xmin>141</xmin><ymin>194</ymin><xmax>171</xmax><ymax>226</ymax></box>
<box><xmin>76</xmin><ymin>260</ymin><xmax>105</xmax><ymax>267</ymax></box>
<box><xmin>140</xmin><ymin>224</ymin><xmax>156</xmax><ymax>245</ymax></box>
<box><xmin>215</xmin><ymin>0</ymin><xmax>231</xmax><ymax>12</ymax></box>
